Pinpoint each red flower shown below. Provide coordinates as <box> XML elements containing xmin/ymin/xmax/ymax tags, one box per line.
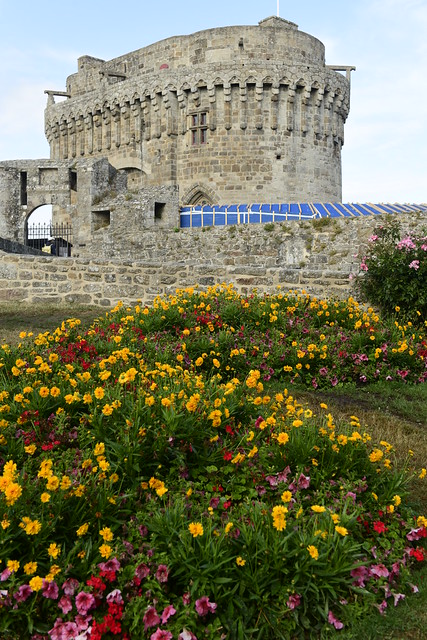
<box><xmin>373</xmin><ymin>521</ymin><xmax>387</xmax><ymax>534</ymax></box>
<box><xmin>223</xmin><ymin>451</ymin><xmax>232</xmax><ymax>461</ymax></box>
<box><xmin>410</xmin><ymin>547</ymin><xmax>425</xmax><ymax>562</ymax></box>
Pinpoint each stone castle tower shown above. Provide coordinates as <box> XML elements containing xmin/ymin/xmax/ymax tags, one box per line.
<box><xmin>44</xmin><ymin>16</ymin><xmax>354</xmax><ymax>205</ymax></box>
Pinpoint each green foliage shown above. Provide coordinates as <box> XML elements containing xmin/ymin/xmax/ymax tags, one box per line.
<box><xmin>355</xmin><ymin>219</ymin><xmax>427</xmax><ymax>324</ymax></box>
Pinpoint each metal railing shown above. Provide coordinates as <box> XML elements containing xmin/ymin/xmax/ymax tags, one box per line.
<box><xmin>26</xmin><ymin>222</ymin><xmax>73</xmax><ymax>257</ymax></box>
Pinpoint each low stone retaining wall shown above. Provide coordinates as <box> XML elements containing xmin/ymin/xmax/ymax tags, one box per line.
<box><xmin>1</xmin><ymin>213</ymin><xmax>425</xmax><ymax>308</ymax></box>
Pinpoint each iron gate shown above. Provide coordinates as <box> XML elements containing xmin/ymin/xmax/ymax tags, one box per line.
<box><xmin>26</xmin><ymin>222</ymin><xmax>73</xmax><ymax>257</ymax></box>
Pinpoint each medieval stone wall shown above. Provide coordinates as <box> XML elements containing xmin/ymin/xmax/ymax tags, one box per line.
<box><xmin>44</xmin><ymin>16</ymin><xmax>352</xmax><ymax>204</ymax></box>
<box><xmin>1</xmin><ymin>212</ymin><xmax>425</xmax><ymax>309</ymax></box>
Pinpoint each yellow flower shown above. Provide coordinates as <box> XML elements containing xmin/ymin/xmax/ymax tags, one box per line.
<box><xmin>225</xmin><ymin>522</ymin><xmax>234</xmax><ymax>534</ymax></box>
<box><xmin>236</xmin><ymin>556</ymin><xmax>246</xmax><ymax>566</ymax></box>
<box><xmin>281</xmin><ymin>491</ymin><xmax>293</xmax><ymax>503</ymax></box>
<box><xmin>1</xmin><ymin>518</ymin><xmax>10</xmax><ymax>529</ymax></box>
<box><xmin>102</xmin><ymin>404</ymin><xmax>113</xmax><ymax>416</ymax></box>
<box><xmin>94</xmin><ymin>387</ymin><xmax>105</xmax><ymax>400</ymax></box>
<box><xmin>76</xmin><ymin>523</ymin><xmax>89</xmax><ymax>536</ymax></box>
<box><xmin>335</xmin><ymin>526</ymin><xmax>349</xmax><ymax>536</ymax></box>
<box><xmin>21</xmin><ymin>517</ymin><xmax>42</xmax><ymax>535</ymax></box>
<box><xmin>276</xmin><ymin>432</ymin><xmax>289</xmax><ymax>445</ymax></box>
<box><xmin>307</xmin><ymin>545</ymin><xmax>319</xmax><ymax>560</ymax></box>
<box><xmin>272</xmin><ymin>505</ymin><xmax>287</xmax><ymax>531</ymax></box>
<box><xmin>419</xmin><ymin>468</ymin><xmax>426</xmax><ymax>479</ymax></box>
<box><xmin>29</xmin><ymin>576</ymin><xmax>43</xmax><ymax>591</ymax></box>
<box><xmin>7</xmin><ymin>560</ymin><xmax>20</xmax><ymax>573</ymax></box>
<box><xmin>369</xmin><ymin>449</ymin><xmax>383</xmax><ymax>463</ymax></box>
<box><xmin>188</xmin><ymin>522</ymin><xmax>204</xmax><ymax>537</ymax></box>
<box><xmin>60</xmin><ymin>475</ymin><xmax>72</xmax><ymax>490</ymax></box>
<box><xmin>331</xmin><ymin>514</ymin><xmax>340</xmax><ymax>524</ymax></box>
<box><xmin>46</xmin><ymin>475</ymin><xmax>60</xmax><ymax>491</ymax></box>
<box><xmin>50</xmin><ymin>387</ymin><xmax>61</xmax><ymax>397</ymax></box>
<box><xmin>94</xmin><ymin>443</ymin><xmax>105</xmax><ymax>457</ymax></box>
<box><xmin>24</xmin><ymin>562</ymin><xmax>37</xmax><ymax>575</ymax></box>
<box><xmin>99</xmin><ymin>544</ymin><xmax>112</xmax><ymax>559</ymax></box>
<box><xmin>48</xmin><ymin>543</ymin><xmax>61</xmax><ymax>558</ymax></box>
<box><xmin>311</xmin><ymin>505</ymin><xmax>326</xmax><ymax>513</ymax></box>
<box><xmin>4</xmin><ymin>482</ymin><xmax>22</xmax><ymax>505</ymax></box>
<box><xmin>393</xmin><ymin>495</ymin><xmax>402</xmax><ymax>506</ymax></box>
<box><xmin>41</xmin><ymin>492</ymin><xmax>51</xmax><ymax>503</ymax></box>
<box><xmin>99</xmin><ymin>527</ymin><xmax>114</xmax><ymax>541</ymax></box>
<box><xmin>24</xmin><ymin>444</ymin><xmax>37</xmax><ymax>455</ymax></box>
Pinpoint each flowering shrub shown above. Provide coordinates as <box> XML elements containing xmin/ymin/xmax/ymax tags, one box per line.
<box><xmin>0</xmin><ymin>285</ymin><xmax>426</xmax><ymax>639</ymax></box>
<box><xmin>355</xmin><ymin>218</ymin><xmax>427</xmax><ymax>324</ymax></box>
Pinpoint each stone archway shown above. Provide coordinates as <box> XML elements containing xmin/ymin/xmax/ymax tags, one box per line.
<box><xmin>181</xmin><ymin>184</ymin><xmax>219</xmax><ymax>207</ymax></box>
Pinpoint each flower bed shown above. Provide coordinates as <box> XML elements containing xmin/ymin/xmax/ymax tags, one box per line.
<box><xmin>0</xmin><ymin>285</ymin><xmax>426</xmax><ymax>639</ymax></box>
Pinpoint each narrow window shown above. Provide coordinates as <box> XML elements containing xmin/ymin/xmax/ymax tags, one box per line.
<box><xmin>189</xmin><ymin>112</ymin><xmax>208</xmax><ymax>145</ymax></box>
<box><xmin>20</xmin><ymin>171</ymin><xmax>27</xmax><ymax>205</ymax></box>
<box><xmin>69</xmin><ymin>170</ymin><xmax>77</xmax><ymax>191</ymax></box>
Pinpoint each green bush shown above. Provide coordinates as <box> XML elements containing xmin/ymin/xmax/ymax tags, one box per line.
<box><xmin>355</xmin><ymin>219</ymin><xmax>427</xmax><ymax>324</ymax></box>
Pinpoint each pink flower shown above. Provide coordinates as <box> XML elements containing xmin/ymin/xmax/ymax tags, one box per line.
<box><xmin>150</xmin><ymin>630</ymin><xmax>173</xmax><ymax>640</ymax></box>
<box><xmin>62</xmin><ymin>578</ymin><xmax>79</xmax><ymax>595</ymax></box>
<box><xmin>195</xmin><ymin>596</ymin><xmax>217</xmax><ymax>616</ymax></box>
<box><xmin>179</xmin><ymin>631</ymin><xmax>198</xmax><ymax>640</ymax></box>
<box><xmin>135</xmin><ymin>563</ymin><xmax>150</xmax><ymax>580</ymax></box>
<box><xmin>286</xmin><ymin>594</ymin><xmax>301</xmax><ymax>610</ymax></box>
<box><xmin>375</xmin><ymin>600</ymin><xmax>388</xmax><ymax>614</ymax></box>
<box><xmin>297</xmin><ymin>473</ymin><xmax>310</xmax><ymax>490</ymax></box>
<box><xmin>58</xmin><ymin>595</ymin><xmax>73</xmax><ymax>613</ymax></box>
<box><xmin>409</xmin><ymin>260</ymin><xmax>420</xmax><ymax>270</ymax></box>
<box><xmin>106</xmin><ymin>589</ymin><xmax>123</xmax><ymax>604</ymax></box>
<box><xmin>42</xmin><ymin>579</ymin><xmax>59</xmax><ymax>600</ymax></box>
<box><xmin>406</xmin><ymin>526</ymin><xmax>426</xmax><ymax>541</ymax></box>
<box><xmin>13</xmin><ymin>584</ymin><xmax>33</xmax><ymax>602</ymax></box>
<box><xmin>155</xmin><ymin>564</ymin><xmax>169</xmax><ymax>583</ymax></box>
<box><xmin>397</xmin><ymin>237</ymin><xmax>416</xmax><ymax>250</ymax></box>
<box><xmin>161</xmin><ymin>604</ymin><xmax>177</xmax><ymax>624</ymax></box>
<box><xmin>143</xmin><ymin>606</ymin><xmax>161</xmax><ymax>631</ymax></box>
<box><xmin>371</xmin><ymin>564</ymin><xmax>389</xmax><ymax>578</ymax></box>
<box><xmin>0</xmin><ymin>569</ymin><xmax>11</xmax><ymax>582</ymax></box>
<box><xmin>360</xmin><ymin>262</ymin><xmax>368</xmax><ymax>272</ymax></box>
<box><xmin>182</xmin><ymin>592</ymin><xmax>191</xmax><ymax>606</ymax></box>
<box><xmin>49</xmin><ymin>619</ymin><xmax>79</xmax><ymax>640</ymax></box>
<box><xmin>368</xmin><ymin>235</ymin><xmax>379</xmax><ymax>242</ymax></box>
<box><xmin>393</xmin><ymin>592</ymin><xmax>405</xmax><ymax>606</ymax></box>
<box><xmin>75</xmin><ymin>591</ymin><xmax>96</xmax><ymax>615</ymax></box>
<box><xmin>328</xmin><ymin>611</ymin><xmax>344</xmax><ymax>629</ymax></box>
<box><xmin>98</xmin><ymin>557</ymin><xmax>121</xmax><ymax>573</ymax></box>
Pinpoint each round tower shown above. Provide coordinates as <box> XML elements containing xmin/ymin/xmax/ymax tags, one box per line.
<box><xmin>45</xmin><ymin>16</ymin><xmax>354</xmax><ymax>204</ymax></box>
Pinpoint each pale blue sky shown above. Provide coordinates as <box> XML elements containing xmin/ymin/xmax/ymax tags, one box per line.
<box><xmin>0</xmin><ymin>0</ymin><xmax>426</xmax><ymax>204</ymax></box>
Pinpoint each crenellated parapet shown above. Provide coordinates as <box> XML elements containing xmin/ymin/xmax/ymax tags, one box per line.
<box><xmin>44</xmin><ymin>16</ymin><xmax>354</xmax><ymax>203</ymax></box>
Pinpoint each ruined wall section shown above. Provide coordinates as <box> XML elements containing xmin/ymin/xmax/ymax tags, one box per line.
<box><xmin>45</xmin><ymin>17</ymin><xmax>351</xmax><ymax>204</ymax></box>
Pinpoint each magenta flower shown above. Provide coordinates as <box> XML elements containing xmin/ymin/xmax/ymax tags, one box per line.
<box><xmin>75</xmin><ymin>591</ymin><xmax>96</xmax><ymax>615</ymax></box>
<box><xmin>182</xmin><ymin>592</ymin><xmax>191</xmax><ymax>606</ymax></box>
<box><xmin>178</xmin><ymin>631</ymin><xmax>198</xmax><ymax>640</ymax></box>
<box><xmin>155</xmin><ymin>564</ymin><xmax>169</xmax><ymax>583</ymax></box>
<box><xmin>161</xmin><ymin>604</ymin><xmax>177</xmax><ymax>624</ymax></box>
<box><xmin>371</xmin><ymin>564</ymin><xmax>389</xmax><ymax>578</ymax></box>
<box><xmin>58</xmin><ymin>595</ymin><xmax>73</xmax><ymax>614</ymax></box>
<box><xmin>195</xmin><ymin>596</ymin><xmax>217</xmax><ymax>616</ymax></box>
<box><xmin>49</xmin><ymin>619</ymin><xmax>79</xmax><ymax>640</ymax></box>
<box><xmin>42</xmin><ymin>579</ymin><xmax>59</xmax><ymax>600</ymax></box>
<box><xmin>0</xmin><ymin>569</ymin><xmax>11</xmax><ymax>582</ymax></box>
<box><xmin>106</xmin><ymin>589</ymin><xmax>123</xmax><ymax>604</ymax></box>
<box><xmin>297</xmin><ymin>473</ymin><xmax>310</xmax><ymax>490</ymax></box>
<box><xmin>143</xmin><ymin>606</ymin><xmax>161</xmax><ymax>631</ymax></box>
<box><xmin>409</xmin><ymin>260</ymin><xmax>420</xmax><ymax>270</ymax></box>
<box><xmin>150</xmin><ymin>630</ymin><xmax>173</xmax><ymax>640</ymax></box>
<box><xmin>135</xmin><ymin>563</ymin><xmax>150</xmax><ymax>580</ymax></box>
<box><xmin>13</xmin><ymin>584</ymin><xmax>33</xmax><ymax>602</ymax></box>
<box><xmin>328</xmin><ymin>610</ymin><xmax>344</xmax><ymax>629</ymax></box>
<box><xmin>393</xmin><ymin>592</ymin><xmax>405</xmax><ymax>606</ymax></box>
<box><xmin>62</xmin><ymin>578</ymin><xmax>79</xmax><ymax>596</ymax></box>
<box><xmin>286</xmin><ymin>593</ymin><xmax>301</xmax><ymax>610</ymax></box>
<box><xmin>406</xmin><ymin>526</ymin><xmax>426</xmax><ymax>541</ymax></box>
<box><xmin>98</xmin><ymin>557</ymin><xmax>121</xmax><ymax>573</ymax></box>
<box><xmin>375</xmin><ymin>599</ymin><xmax>388</xmax><ymax>614</ymax></box>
